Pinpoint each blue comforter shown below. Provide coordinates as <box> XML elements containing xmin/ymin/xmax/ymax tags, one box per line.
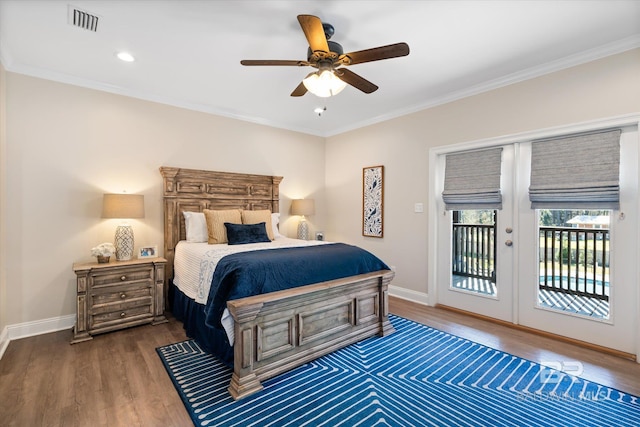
<box><xmin>203</xmin><ymin>243</ymin><xmax>389</xmax><ymax>329</ymax></box>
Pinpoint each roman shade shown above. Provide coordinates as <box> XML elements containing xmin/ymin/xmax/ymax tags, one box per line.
<box><xmin>529</xmin><ymin>129</ymin><xmax>621</xmax><ymax>209</ymax></box>
<box><xmin>442</xmin><ymin>147</ymin><xmax>503</xmax><ymax>210</ymax></box>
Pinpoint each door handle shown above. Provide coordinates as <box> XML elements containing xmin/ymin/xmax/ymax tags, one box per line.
<box><xmin>505</xmin><ymin>240</ymin><xmax>513</xmax><ymax>247</ymax></box>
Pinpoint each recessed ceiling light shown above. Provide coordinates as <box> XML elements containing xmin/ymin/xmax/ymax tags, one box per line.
<box><xmin>116</xmin><ymin>52</ymin><xmax>135</xmax><ymax>62</ymax></box>
<box><xmin>314</xmin><ymin>107</ymin><xmax>326</xmax><ymax>116</ymax></box>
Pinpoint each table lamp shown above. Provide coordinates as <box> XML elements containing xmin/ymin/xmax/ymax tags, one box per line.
<box><xmin>102</xmin><ymin>193</ymin><xmax>145</xmax><ymax>261</ymax></box>
<box><xmin>291</xmin><ymin>199</ymin><xmax>315</xmax><ymax>240</ymax></box>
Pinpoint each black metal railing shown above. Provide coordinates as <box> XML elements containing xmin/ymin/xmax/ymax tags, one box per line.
<box><xmin>539</xmin><ymin>226</ymin><xmax>609</xmax><ymax>301</ymax></box>
<box><xmin>452</xmin><ymin>223</ymin><xmax>496</xmax><ymax>282</ymax></box>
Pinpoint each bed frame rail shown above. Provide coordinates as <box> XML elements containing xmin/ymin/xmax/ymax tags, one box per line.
<box><xmin>227</xmin><ymin>269</ymin><xmax>395</xmax><ymax>400</ymax></box>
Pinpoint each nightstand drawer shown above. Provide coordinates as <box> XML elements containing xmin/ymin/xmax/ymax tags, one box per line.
<box><xmin>91</xmin><ymin>266</ymin><xmax>153</xmax><ymax>288</ymax></box>
<box><xmin>90</xmin><ymin>294</ymin><xmax>153</xmax><ymax>315</ymax></box>
<box><xmin>90</xmin><ymin>282</ymin><xmax>153</xmax><ymax>305</ymax></box>
<box><xmin>90</xmin><ymin>302</ymin><xmax>153</xmax><ymax>329</ymax></box>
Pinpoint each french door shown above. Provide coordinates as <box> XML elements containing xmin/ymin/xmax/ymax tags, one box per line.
<box><xmin>434</xmin><ymin>144</ymin><xmax>515</xmax><ymax>323</ymax></box>
<box><xmin>431</xmin><ymin>120</ymin><xmax>639</xmax><ymax>356</ymax></box>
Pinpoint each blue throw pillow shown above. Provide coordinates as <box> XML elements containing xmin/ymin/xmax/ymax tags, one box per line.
<box><xmin>224</xmin><ymin>222</ymin><xmax>271</xmax><ymax>245</ymax></box>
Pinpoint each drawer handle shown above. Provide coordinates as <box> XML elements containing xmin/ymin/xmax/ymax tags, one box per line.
<box><xmin>120</xmin><ymin>275</ymin><xmax>126</xmax><ymax>281</ymax></box>
<box><xmin>120</xmin><ymin>312</ymin><xmax>126</xmax><ymax>318</ymax></box>
<box><xmin>120</xmin><ymin>293</ymin><xmax>126</xmax><ymax>299</ymax></box>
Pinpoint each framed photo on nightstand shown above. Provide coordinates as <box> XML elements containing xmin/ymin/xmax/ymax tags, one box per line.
<box><xmin>138</xmin><ymin>245</ymin><xmax>158</xmax><ymax>259</ymax></box>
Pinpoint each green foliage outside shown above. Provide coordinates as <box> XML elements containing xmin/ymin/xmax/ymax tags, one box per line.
<box><xmin>538</xmin><ymin>209</ymin><xmax>610</xmax><ymax>277</ymax></box>
<box><xmin>538</xmin><ymin>209</ymin><xmax>610</xmax><ymax>227</ymax></box>
<box><xmin>457</xmin><ymin>209</ymin><xmax>610</xmax><ymax>227</ymax></box>
<box><xmin>457</xmin><ymin>210</ymin><xmax>495</xmax><ymax>225</ymax></box>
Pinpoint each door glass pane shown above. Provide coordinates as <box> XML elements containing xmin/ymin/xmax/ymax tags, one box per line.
<box><xmin>451</xmin><ymin>210</ymin><xmax>497</xmax><ymax>296</ymax></box>
<box><xmin>537</xmin><ymin>209</ymin><xmax>610</xmax><ymax>319</ymax></box>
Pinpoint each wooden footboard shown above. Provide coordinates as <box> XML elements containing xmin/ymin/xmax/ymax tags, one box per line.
<box><xmin>226</xmin><ymin>269</ymin><xmax>395</xmax><ymax>400</ymax></box>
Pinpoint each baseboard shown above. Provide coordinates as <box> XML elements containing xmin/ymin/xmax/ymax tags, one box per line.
<box><xmin>9</xmin><ymin>314</ymin><xmax>76</xmax><ymax>340</ymax></box>
<box><xmin>0</xmin><ymin>314</ymin><xmax>75</xmax><ymax>360</ymax></box>
<box><xmin>388</xmin><ymin>285</ymin><xmax>430</xmax><ymax>306</ymax></box>
<box><xmin>0</xmin><ymin>326</ymin><xmax>9</xmax><ymax>360</ymax></box>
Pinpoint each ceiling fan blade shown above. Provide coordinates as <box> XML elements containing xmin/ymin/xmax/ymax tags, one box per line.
<box><xmin>290</xmin><ymin>81</ymin><xmax>308</xmax><ymax>97</ymax></box>
<box><xmin>297</xmin><ymin>15</ymin><xmax>330</xmax><ymax>53</ymax></box>
<box><xmin>241</xmin><ymin>59</ymin><xmax>309</xmax><ymax>66</ymax></box>
<box><xmin>335</xmin><ymin>68</ymin><xmax>378</xmax><ymax>94</ymax></box>
<box><xmin>341</xmin><ymin>42</ymin><xmax>410</xmax><ymax>65</ymax></box>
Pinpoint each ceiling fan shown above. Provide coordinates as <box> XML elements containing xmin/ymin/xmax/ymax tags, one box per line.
<box><xmin>240</xmin><ymin>14</ymin><xmax>410</xmax><ymax>97</ymax></box>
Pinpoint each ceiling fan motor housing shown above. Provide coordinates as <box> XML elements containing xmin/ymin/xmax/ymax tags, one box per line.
<box><xmin>307</xmin><ymin>41</ymin><xmax>343</xmax><ymax>60</ymax></box>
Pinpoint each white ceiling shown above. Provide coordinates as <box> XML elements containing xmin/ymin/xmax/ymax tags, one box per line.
<box><xmin>1</xmin><ymin>1</ymin><xmax>639</xmax><ymax>137</ymax></box>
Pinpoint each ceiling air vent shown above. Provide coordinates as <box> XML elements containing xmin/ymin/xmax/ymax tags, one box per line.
<box><xmin>68</xmin><ymin>5</ymin><xmax>99</xmax><ymax>32</ymax></box>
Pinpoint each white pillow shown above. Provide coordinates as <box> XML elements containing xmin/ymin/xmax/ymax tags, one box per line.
<box><xmin>183</xmin><ymin>211</ymin><xmax>208</xmax><ymax>243</ymax></box>
<box><xmin>271</xmin><ymin>212</ymin><xmax>282</xmax><ymax>238</ymax></box>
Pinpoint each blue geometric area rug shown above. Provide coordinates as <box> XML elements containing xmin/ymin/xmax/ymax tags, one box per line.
<box><xmin>157</xmin><ymin>315</ymin><xmax>639</xmax><ymax>427</ymax></box>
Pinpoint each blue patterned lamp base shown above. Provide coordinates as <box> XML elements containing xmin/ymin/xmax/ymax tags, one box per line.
<box><xmin>115</xmin><ymin>224</ymin><xmax>135</xmax><ymax>261</ymax></box>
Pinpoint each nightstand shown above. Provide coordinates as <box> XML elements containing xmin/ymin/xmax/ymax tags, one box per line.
<box><xmin>71</xmin><ymin>257</ymin><xmax>168</xmax><ymax>344</ymax></box>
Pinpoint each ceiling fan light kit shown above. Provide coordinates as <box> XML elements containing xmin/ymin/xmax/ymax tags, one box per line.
<box><xmin>241</xmin><ymin>14</ymin><xmax>410</xmax><ymax>98</ymax></box>
<box><xmin>303</xmin><ymin>69</ymin><xmax>347</xmax><ymax>97</ymax></box>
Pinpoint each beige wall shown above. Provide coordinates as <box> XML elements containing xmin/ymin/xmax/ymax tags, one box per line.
<box><xmin>3</xmin><ymin>74</ymin><xmax>325</xmax><ymax>325</ymax></box>
<box><xmin>0</xmin><ymin>63</ymin><xmax>7</xmax><ymax>334</ymax></box>
<box><xmin>2</xmin><ymin>48</ymin><xmax>639</xmax><ymax>329</ymax></box>
<box><xmin>325</xmin><ymin>48</ymin><xmax>640</xmax><ymax>294</ymax></box>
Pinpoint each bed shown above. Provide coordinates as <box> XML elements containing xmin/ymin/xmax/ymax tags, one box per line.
<box><xmin>160</xmin><ymin>166</ymin><xmax>395</xmax><ymax>400</ymax></box>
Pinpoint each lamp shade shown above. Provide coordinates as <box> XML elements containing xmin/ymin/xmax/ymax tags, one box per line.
<box><xmin>102</xmin><ymin>194</ymin><xmax>145</xmax><ymax>219</ymax></box>
<box><xmin>291</xmin><ymin>199</ymin><xmax>315</xmax><ymax>216</ymax></box>
<box><xmin>302</xmin><ymin>70</ymin><xmax>347</xmax><ymax>98</ymax></box>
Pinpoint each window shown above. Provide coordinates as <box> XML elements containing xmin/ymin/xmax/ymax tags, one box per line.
<box><xmin>537</xmin><ymin>209</ymin><xmax>610</xmax><ymax>319</ymax></box>
<box><xmin>451</xmin><ymin>210</ymin><xmax>497</xmax><ymax>295</ymax></box>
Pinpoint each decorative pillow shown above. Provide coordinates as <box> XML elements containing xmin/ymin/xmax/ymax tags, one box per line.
<box><xmin>183</xmin><ymin>211</ymin><xmax>208</xmax><ymax>243</ymax></box>
<box><xmin>271</xmin><ymin>212</ymin><xmax>282</xmax><ymax>238</ymax></box>
<box><xmin>203</xmin><ymin>209</ymin><xmax>242</xmax><ymax>244</ymax></box>
<box><xmin>224</xmin><ymin>222</ymin><xmax>271</xmax><ymax>245</ymax></box>
<box><xmin>241</xmin><ymin>209</ymin><xmax>275</xmax><ymax>240</ymax></box>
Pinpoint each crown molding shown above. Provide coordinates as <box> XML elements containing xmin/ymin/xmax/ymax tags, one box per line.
<box><xmin>3</xmin><ymin>35</ymin><xmax>639</xmax><ymax>139</ymax></box>
<box><xmin>327</xmin><ymin>35</ymin><xmax>640</xmax><ymax>137</ymax></box>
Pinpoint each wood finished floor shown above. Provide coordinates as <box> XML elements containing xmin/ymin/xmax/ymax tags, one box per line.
<box><xmin>1</xmin><ymin>297</ymin><xmax>638</xmax><ymax>426</ymax></box>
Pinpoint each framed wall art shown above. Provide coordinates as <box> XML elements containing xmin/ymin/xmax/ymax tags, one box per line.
<box><xmin>362</xmin><ymin>165</ymin><xmax>384</xmax><ymax>238</ymax></box>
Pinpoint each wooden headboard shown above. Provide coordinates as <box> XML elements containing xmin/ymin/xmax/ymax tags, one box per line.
<box><xmin>159</xmin><ymin>167</ymin><xmax>283</xmax><ymax>284</ymax></box>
